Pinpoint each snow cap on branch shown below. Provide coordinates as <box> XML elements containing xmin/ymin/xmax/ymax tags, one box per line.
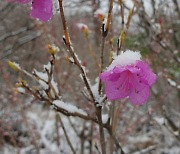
<box><xmin>53</xmin><ymin>100</ymin><xmax>87</xmax><ymax>116</ymax></box>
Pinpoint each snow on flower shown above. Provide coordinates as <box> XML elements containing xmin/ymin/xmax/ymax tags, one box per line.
<box><xmin>6</xmin><ymin>0</ymin><xmax>53</xmax><ymax>22</ymax></box>
<box><xmin>108</xmin><ymin>50</ymin><xmax>142</xmax><ymax>70</ymax></box>
<box><xmin>100</xmin><ymin>50</ymin><xmax>156</xmax><ymax>105</ymax></box>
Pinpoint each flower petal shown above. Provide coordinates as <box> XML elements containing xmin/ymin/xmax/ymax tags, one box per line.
<box><xmin>105</xmin><ymin>70</ymin><xmax>133</xmax><ymax>100</ymax></box>
<box><xmin>100</xmin><ymin>71</ymin><xmax>111</xmax><ymax>82</ymax></box>
<box><xmin>30</xmin><ymin>0</ymin><xmax>53</xmax><ymax>22</ymax></box>
<box><xmin>100</xmin><ymin>67</ymin><xmax>123</xmax><ymax>82</ymax></box>
<box><xmin>129</xmin><ymin>76</ymin><xmax>150</xmax><ymax>105</ymax></box>
<box><xmin>136</xmin><ymin>60</ymin><xmax>156</xmax><ymax>85</ymax></box>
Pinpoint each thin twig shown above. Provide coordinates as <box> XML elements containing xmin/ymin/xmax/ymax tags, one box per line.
<box><xmin>80</xmin><ymin>121</ymin><xmax>86</xmax><ymax>154</ymax></box>
<box><xmin>98</xmin><ymin>36</ymin><xmax>105</xmax><ymax>94</ymax></box>
<box><xmin>54</xmin><ymin>103</ymin><xmax>98</xmax><ymax>123</ymax></box>
<box><xmin>96</xmin><ymin>107</ymin><xmax>106</xmax><ymax>154</ymax></box>
<box><xmin>58</xmin><ymin>114</ymin><xmax>77</xmax><ymax>154</ymax></box>
<box><xmin>98</xmin><ymin>0</ymin><xmax>114</xmax><ymax>94</ymax></box>
<box><xmin>107</xmin><ymin>129</ymin><xmax>125</xmax><ymax>154</ymax></box>
<box><xmin>117</xmin><ymin>0</ymin><xmax>136</xmax><ymax>55</ymax></box>
<box><xmin>117</xmin><ymin>0</ymin><xmax>125</xmax><ymax>54</ymax></box>
<box><xmin>89</xmin><ymin>122</ymin><xmax>93</xmax><ymax>154</ymax></box>
<box><xmin>68</xmin><ymin>117</ymin><xmax>79</xmax><ymax>136</ymax></box>
<box><xmin>58</xmin><ymin>0</ymin><xmax>96</xmax><ymax>103</ymax></box>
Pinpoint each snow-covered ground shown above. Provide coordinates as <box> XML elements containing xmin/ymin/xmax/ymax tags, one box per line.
<box><xmin>0</xmin><ymin>102</ymin><xmax>179</xmax><ymax>154</ymax></box>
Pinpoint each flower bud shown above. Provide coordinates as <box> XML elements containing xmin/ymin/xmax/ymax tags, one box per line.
<box><xmin>94</xmin><ymin>10</ymin><xmax>106</xmax><ymax>21</ymax></box>
<box><xmin>48</xmin><ymin>44</ymin><xmax>59</xmax><ymax>55</ymax></box>
<box><xmin>77</xmin><ymin>23</ymin><xmax>89</xmax><ymax>37</ymax></box>
<box><xmin>8</xmin><ymin>61</ymin><xmax>20</xmax><ymax>71</ymax></box>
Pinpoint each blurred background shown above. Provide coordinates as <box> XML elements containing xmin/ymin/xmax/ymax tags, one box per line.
<box><xmin>0</xmin><ymin>0</ymin><xmax>179</xmax><ymax>153</ymax></box>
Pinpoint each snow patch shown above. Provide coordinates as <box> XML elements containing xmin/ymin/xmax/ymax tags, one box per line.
<box><xmin>34</xmin><ymin>70</ymin><xmax>48</xmax><ymax>82</ymax></box>
<box><xmin>167</xmin><ymin>78</ymin><xmax>177</xmax><ymax>87</ymax></box>
<box><xmin>39</xmin><ymin>80</ymin><xmax>48</xmax><ymax>90</ymax></box>
<box><xmin>154</xmin><ymin>117</ymin><xmax>165</xmax><ymax>125</ymax></box>
<box><xmin>102</xmin><ymin>114</ymin><xmax>108</xmax><ymax>124</ymax></box>
<box><xmin>43</xmin><ymin>62</ymin><xmax>51</xmax><ymax>71</ymax></box>
<box><xmin>16</xmin><ymin>87</ymin><xmax>25</xmax><ymax>93</ymax></box>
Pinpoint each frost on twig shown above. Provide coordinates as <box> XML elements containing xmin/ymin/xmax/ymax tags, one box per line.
<box><xmin>53</xmin><ymin>100</ymin><xmax>88</xmax><ymax>116</ymax></box>
<box><xmin>91</xmin><ymin>78</ymin><xmax>106</xmax><ymax>105</ymax></box>
<box><xmin>33</xmin><ymin>69</ymin><xmax>59</xmax><ymax>99</ymax></box>
<box><xmin>8</xmin><ymin>61</ymin><xmax>33</xmax><ymax>78</ymax></box>
<box><xmin>8</xmin><ymin>45</ymin><xmax>100</xmax><ymax>124</ymax></box>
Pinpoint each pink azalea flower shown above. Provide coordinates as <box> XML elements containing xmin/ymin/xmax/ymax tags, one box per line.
<box><xmin>100</xmin><ymin>50</ymin><xmax>156</xmax><ymax>105</ymax></box>
<box><xmin>6</xmin><ymin>0</ymin><xmax>53</xmax><ymax>22</ymax></box>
